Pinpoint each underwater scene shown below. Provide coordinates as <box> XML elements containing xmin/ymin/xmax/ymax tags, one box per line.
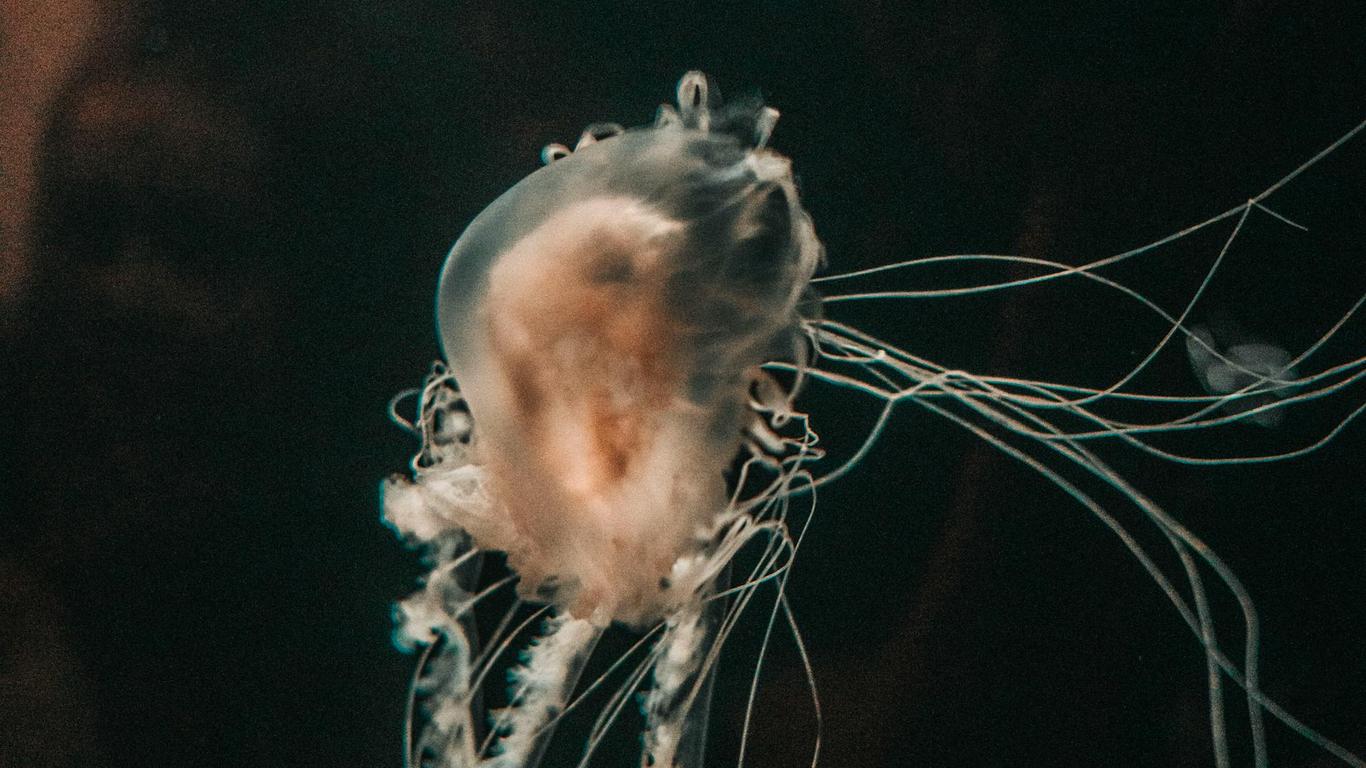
<box><xmin>3</xmin><ymin>3</ymin><xmax>1362</xmax><ymax>767</ymax></box>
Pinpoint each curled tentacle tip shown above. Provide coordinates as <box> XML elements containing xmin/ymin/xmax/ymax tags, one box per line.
<box><xmin>540</xmin><ymin>143</ymin><xmax>571</xmax><ymax>165</ymax></box>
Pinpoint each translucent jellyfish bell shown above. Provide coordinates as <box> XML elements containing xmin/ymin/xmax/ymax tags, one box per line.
<box><xmin>431</xmin><ymin>74</ymin><xmax>820</xmax><ymax>627</ymax></box>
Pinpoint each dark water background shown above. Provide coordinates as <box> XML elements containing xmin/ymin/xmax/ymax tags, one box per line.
<box><xmin>2</xmin><ymin>1</ymin><xmax>1363</xmax><ymax>766</ymax></box>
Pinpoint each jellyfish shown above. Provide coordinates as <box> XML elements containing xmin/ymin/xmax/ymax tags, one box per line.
<box><xmin>384</xmin><ymin>72</ymin><xmax>820</xmax><ymax>768</ymax></box>
<box><xmin>384</xmin><ymin>73</ymin><xmax>1366</xmax><ymax>768</ymax></box>
<box><xmin>1186</xmin><ymin>324</ymin><xmax>1300</xmax><ymax>428</ymax></box>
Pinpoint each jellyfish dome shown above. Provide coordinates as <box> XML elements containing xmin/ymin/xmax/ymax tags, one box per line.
<box><xmin>429</xmin><ymin>73</ymin><xmax>820</xmax><ymax>626</ymax></box>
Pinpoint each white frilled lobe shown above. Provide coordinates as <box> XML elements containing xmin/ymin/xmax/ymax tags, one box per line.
<box><xmin>641</xmin><ymin>605</ymin><xmax>705</xmax><ymax>768</ymax></box>
<box><xmin>641</xmin><ymin>555</ymin><xmax>711</xmax><ymax>768</ymax></box>
<box><xmin>486</xmin><ymin>615</ymin><xmax>600</xmax><ymax>768</ymax></box>
<box><xmin>383</xmin><ymin>460</ymin><xmax>519</xmax><ymax>561</ymax></box>
<box><xmin>383</xmin><ymin>463</ymin><xmax>486</xmax><ymax>542</ymax></box>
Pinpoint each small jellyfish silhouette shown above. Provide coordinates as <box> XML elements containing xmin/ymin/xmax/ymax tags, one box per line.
<box><xmin>1187</xmin><ymin>325</ymin><xmax>1299</xmax><ymax>427</ymax></box>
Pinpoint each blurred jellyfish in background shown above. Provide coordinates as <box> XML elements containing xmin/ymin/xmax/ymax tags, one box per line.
<box><xmin>1186</xmin><ymin>323</ymin><xmax>1300</xmax><ymax>428</ymax></box>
